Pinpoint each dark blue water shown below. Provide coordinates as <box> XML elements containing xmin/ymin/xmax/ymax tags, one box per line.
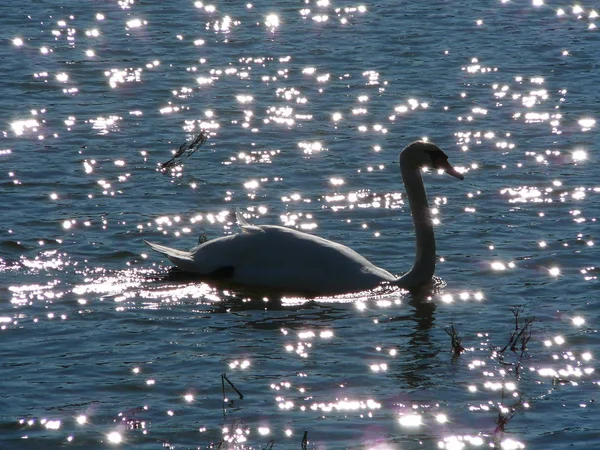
<box><xmin>1</xmin><ymin>1</ymin><xmax>599</xmax><ymax>448</ymax></box>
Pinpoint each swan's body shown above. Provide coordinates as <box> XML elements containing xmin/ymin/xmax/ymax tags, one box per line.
<box><xmin>145</xmin><ymin>141</ymin><xmax>463</xmax><ymax>295</ymax></box>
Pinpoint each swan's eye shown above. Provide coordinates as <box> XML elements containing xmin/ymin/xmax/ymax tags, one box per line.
<box><xmin>424</xmin><ymin>149</ymin><xmax>449</xmax><ymax>168</ymax></box>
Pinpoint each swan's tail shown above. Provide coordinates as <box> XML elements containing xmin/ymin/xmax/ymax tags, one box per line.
<box><xmin>235</xmin><ymin>208</ymin><xmax>252</xmax><ymax>230</ymax></box>
<box><xmin>144</xmin><ymin>240</ymin><xmax>196</xmax><ymax>271</ymax></box>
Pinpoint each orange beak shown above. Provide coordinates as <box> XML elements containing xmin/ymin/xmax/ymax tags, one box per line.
<box><xmin>443</xmin><ymin>162</ymin><xmax>464</xmax><ymax>180</ymax></box>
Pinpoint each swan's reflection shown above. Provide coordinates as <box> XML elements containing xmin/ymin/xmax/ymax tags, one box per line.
<box><xmin>374</xmin><ymin>288</ymin><xmax>438</xmax><ymax>389</ymax></box>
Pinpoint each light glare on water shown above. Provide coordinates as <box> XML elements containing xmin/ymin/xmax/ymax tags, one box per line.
<box><xmin>1</xmin><ymin>0</ymin><xmax>599</xmax><ymax>449</ymax></box>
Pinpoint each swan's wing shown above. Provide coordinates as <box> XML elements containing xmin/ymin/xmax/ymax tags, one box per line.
<box><xmin>200</xmin><ymin>225</ymin><xmax>396</xmax><ymax>292</ymax></box>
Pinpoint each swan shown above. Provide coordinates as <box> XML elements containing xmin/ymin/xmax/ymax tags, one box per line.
<box><xmin>145</xmin><ymin>141</ymin><xmax>464</xmax><ymax>295</ymax></box>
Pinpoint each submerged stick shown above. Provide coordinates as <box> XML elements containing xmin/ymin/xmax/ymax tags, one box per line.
<box><xmin>222</xmin><ymin>373</ymin><xmax>244</xmax><ymax>400</ymax></box>
<box><xmin>492</xmin><ymin>306</ymin><xmax>535</xmax><ymax>436</ymax></box>
<box><xmin>445</xmin><ymin>324</ymin><xmax>465</xmax><ymax>356</ymax></box>
<box><xmin>160</xmin><ymin>130</ymin><xmax>208</xmax><ymax>170</ymax></box>
<box><xmin>301</xmin><ymin>431</ymin><xmax>308</xmax><ymax>449</ymax></box>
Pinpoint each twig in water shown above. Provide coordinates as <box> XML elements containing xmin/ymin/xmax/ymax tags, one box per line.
<box><xmin>222</xmin><ymin>373</ymin><xmax>244</xmax><ymax>400</ymax></box>
<box><xmin>221</xmin><ymin>372</ymin><xmax>226</xmax><ymax>412</ymax></box>
<box><xmin>496</xmin><ymin>390</ymin><xmax>527</xmax><ymax>433</ymax></box>
<box><xmin>263</xmin><ymin>440</ymin><xmax>275</xmax><ymax>450</ymax></box>
<box><xmin>445</xmin><ymin>324</ymin><xmax>465</xmax><ymax>356</ymax></box>
<box><xmin>160</xmin><ymin>130</ymin><xmax>208</xmax><ymax>171</ymax></box>
<box><xmin>301</xmin><ymin>431</ymin><xmax>308</xmax><ymax>449</ymax></box>
<box><xmin>492</xmin><ymin>306</ymin><xmax>535</xmax><ymax>436</ymax></box>
<box><xmin>494</xmin><ymin>306</ymin><xmax>535</xmax><ymax>378</ymax></box>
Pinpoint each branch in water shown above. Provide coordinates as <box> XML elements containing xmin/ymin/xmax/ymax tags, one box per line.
<box><xmin>160</xmin><ymin>130</ymin><xmax>209</xmax><ymax>171</ymax></box>
<box><xmin>445</xmin><ymin>324</ymin><xmax>466</xmax><ymax>356</ymax></box>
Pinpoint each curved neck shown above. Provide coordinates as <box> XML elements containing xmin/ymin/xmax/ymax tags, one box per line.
<box><xmin>396</xmin><ymin>161</ymin><xmax>436</xmax><ymax>289</ymax></box>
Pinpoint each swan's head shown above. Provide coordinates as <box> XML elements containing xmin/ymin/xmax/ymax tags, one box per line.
<box><xmin>401</xmin><ymin>141</ymin><xmax>464</xmax><ymax>180</ymax></box>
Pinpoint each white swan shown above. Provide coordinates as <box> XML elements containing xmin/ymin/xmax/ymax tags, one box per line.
<box><xmin>145</xmin><ymin>141</ymin><xmax>463</xmax><ymax>295</ymax></box>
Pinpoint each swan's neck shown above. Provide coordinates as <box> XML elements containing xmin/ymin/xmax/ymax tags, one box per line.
<box><xmin>396</xmin><ymin>162</ymin><xmax>436</xmax><ymax>288</ymax></box>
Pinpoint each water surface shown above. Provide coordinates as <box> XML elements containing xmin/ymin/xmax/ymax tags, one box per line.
<box><xmin>1</xmin><ymin>1</ymin><xmax>599</xmax><ymax>449</ymax></box>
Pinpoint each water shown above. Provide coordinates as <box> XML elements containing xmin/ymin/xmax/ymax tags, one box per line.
<box><xmin>1</xmin><ymin>1</ymin><xmax>599</xmax><ymax>448</ymax></box>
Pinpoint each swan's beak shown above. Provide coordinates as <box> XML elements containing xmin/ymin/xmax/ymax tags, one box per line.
<box><xmin>444</xmin><ymin>163</ymin><xmax>464</xmax><ymax>180</ymax></box>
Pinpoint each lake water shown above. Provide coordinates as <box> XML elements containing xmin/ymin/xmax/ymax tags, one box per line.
<box><xmin>1</xmin><ymin>1</ymin><xmax>599</xmax><ymax>449</ymax></box>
